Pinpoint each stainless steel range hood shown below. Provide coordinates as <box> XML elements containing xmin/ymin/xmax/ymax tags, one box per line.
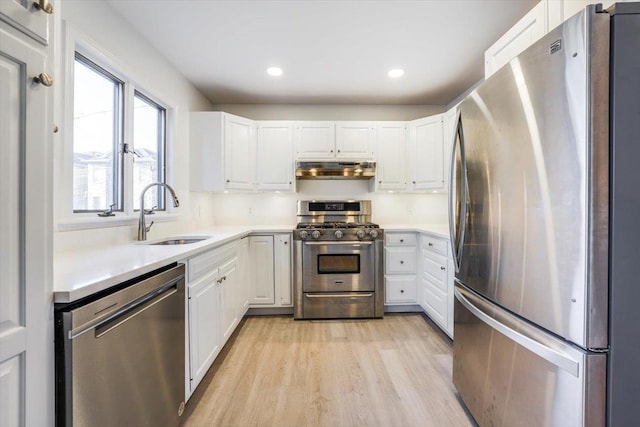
<box><xmin>295</xmin><ymin>161</ymin><xmax>376</xmax><ymax>180</ymax></box>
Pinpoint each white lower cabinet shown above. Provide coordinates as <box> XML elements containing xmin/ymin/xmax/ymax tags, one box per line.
<box><xmin>249</xmin><ymin>233</ymin><xmax>292</xmax><ymax>307</ymax></box>
<box><xmin>384</xmin><ymin>232</ymin><xmax>418</xmax><ymax>305</ymax></box>
<box><xmin>185</xmin><ymin>241</ymin><xmax>239</xmax><ymax>399</ymax></box>
<box><xmin>420</xmin><ymin>233</ymin><xmax>454</xmax><ymax>337</ymax></box>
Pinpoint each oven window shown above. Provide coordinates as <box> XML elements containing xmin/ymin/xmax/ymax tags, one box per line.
<box><xmin>317</xmin><ymin>254</ymin><xmax>360</xmax><ymax>274</ymax></box>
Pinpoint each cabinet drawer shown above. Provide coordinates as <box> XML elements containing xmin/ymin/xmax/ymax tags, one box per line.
<box><xmin>189</xmin><ymin>242</ymin><xmax>237</xmax><ymax>281</ymax></box>
<box><xmin>421</xmin><ymin>234</ymin><xmax>448</xmax><ymax>256</ymax></box>
<box><xmin>385</xmin><ymin>233</ymin><xmax>417</xmax><ymax>246</ymax></box>
<box><xmin>422</xmin><ymin>251</ymin><xmax>447</xmax><ymax>288</ymax></box>
<box><xmin>423</xmin><ymin>281</ymin><xmax>447</xmax><ymax>327</ymax></box>
<box><xmin>385</xmin><ymin>247</ymin><xmax>417</xmax><ymax>274</ymax></box>
<box><xmin>385</xmin><ymin>276</ymin><xmax>417</xmax><ymax>303</ymax></box>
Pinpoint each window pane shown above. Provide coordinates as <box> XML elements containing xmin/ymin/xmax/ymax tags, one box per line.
<box><xmin>73</xmin><ymin>55</ymin><xmax>122</xmax><ymax>211</ymax></box>
<box><xmin>133</xmin><ymin>92</ymin><xmax>166</xmax><ymax>211</ymax></box>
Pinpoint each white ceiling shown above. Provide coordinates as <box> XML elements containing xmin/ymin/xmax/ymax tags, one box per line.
<box><xmin>107</xmin><ymin>0</ymin><xmax>537</xmax><ymax>105</ymax></box>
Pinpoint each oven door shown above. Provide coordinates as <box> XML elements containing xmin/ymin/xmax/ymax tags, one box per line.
<box><xmin>302</xmin><ymin>241</ymin><xmax>374</xmax><ymax>292</ymax></box>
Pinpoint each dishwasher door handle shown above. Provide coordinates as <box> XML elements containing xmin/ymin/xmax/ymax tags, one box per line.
<box><xmin>69</xmin><ymin>282</ymin><xmax>178</xmax><ymax>340</ymax></box>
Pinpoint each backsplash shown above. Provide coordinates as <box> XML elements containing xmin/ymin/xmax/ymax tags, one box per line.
<box><xmin>205</xmin><ymin>180</ymin><xmax>448</xmax><ymax>225</ymax></box>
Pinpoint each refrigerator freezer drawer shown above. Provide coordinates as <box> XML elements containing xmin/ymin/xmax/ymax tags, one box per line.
<box><xmin>453</xmin><ymin>283</ymin><xmax>606</xmax><ymax>427</ymax></box>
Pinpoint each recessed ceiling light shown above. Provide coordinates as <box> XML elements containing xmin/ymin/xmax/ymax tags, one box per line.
<box><xmin>267</xmin><ymin>67</ymin><xmax>283</xmax><ymax>76</ymax></box>
<box><xmin>388</xmin><ymin>68</ymin><xmax>404</xmax><ymax>78</ymax></box>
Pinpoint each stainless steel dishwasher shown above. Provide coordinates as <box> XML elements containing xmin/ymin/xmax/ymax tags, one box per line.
<box><xmin>55</xmin><ymin>263</ymin><xmax>185</xmax><ymax>427</ymax></box>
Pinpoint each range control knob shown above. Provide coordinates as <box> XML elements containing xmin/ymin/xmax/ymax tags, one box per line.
<box><xmin>369</xmin><ymin>230</ymin><xmax>379</xmax><ymax>239</ymax></box>
<box><xmin>299</xmin><ymin>230</ymin><xmax>308</xmax><ymax>239</ymax></box>
<box><xmin>356</xmin><ymin>230</ymin><xmax>365</xmax><ymax>240</ymax></box>
<box><xmin>334</xmin><ymin>230</ymin><xmax>344</xmax><ymax>239</ymax></box>
<box><xmin>312</xmin><ymin>230</ymin><xmax>321</xmax><ymax>239</ymax></box>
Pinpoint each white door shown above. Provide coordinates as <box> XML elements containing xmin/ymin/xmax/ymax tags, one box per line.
<box><xmin>335</xmin><ymin>122</ymin><xmax>375</xmax><ymax>159</ymax></box>
<box><xmin>0</xmin><ymin>26</ymin><xmax>52</xmax><ymax>427</ymax></box>
<box><xmin>257</xmin><ymin>122</ymin><xmax>294</xmax><ymax>191</ymax></box>
<box><xmin>294</xmin><ymin>122</ymin><xmax>335</xmax><ymax>159</ymax></box>
<box><xmin>375</xmin><ymin>122</ymin><xmax>407</xmax><ymax>191</ymax></box>
<box><xmin>224</xmin><ymin>114</ymin><xmax>255</xmax><ymax>190</ymax></box>
<box><xmin>249</xmin><ymin>236</ymin><xmax>275</xmax><ymax>304</ymax></box>
<box><xmin>410</xmin><ymin>115</ymin><xmax>444</xmax><ymax>190</ymax></box>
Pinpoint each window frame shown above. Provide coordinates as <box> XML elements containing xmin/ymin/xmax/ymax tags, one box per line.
<box><xmin>59</xmin><ymin>25</ymin><xmax>177</xmax><ymax>230</ymax></box>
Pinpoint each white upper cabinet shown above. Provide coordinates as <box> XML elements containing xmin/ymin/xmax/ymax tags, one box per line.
<box><xmin>375</xmin><ymin>122</ymin><xmax>407</xmax><ymax>191</ymax></box>
<box><xmin>190</xmin><ymin>112</ymin><xmax>256</xmax><ymax>192</ymax></box>
<box><xmin>224</xmin><ymin>114</ymin><xmax>256</xmax><ymax>190</ymax></box>
<box><xmin>335</xmin><ymin>122</ymin><xmax>376</xmax><ymax>159</ymax></box>
<box><xmin>294</xmin><ymin>121</ymin><xmax>375</xmax><ymax>160</ymax></box>
<box><xmin>294</xmin><ymin>121</ymin><xmax>336</xmax><ymax>159</ymax></box>
<box><xmin>0</xmin><ymin>0</ymin><xmax>51</xmax><ymax>45</ymax></box>
<box><xmin>257</xmin><ymin>121</ymin><xmax>294</xmax><ymax>191</ymax></box>
<box><xmin>485</xmin><ymin>0</ymin><xmax>627</xmax><ymax>79</ymax></box>
<box><xmin>484</xmin><ymin>1</ymin><xmax>547</xmax><ymax>78</ymax></box>
<box><xmin>408</xmin><ymin>114</ymin><xmax>444</xmax><ymax>191</ymax></box>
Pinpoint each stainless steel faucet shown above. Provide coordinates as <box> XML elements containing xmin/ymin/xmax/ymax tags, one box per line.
<box><xmin>138</xmin><ymin>182</ymin><xmax>180</xmax><ymax>240</ymax></box>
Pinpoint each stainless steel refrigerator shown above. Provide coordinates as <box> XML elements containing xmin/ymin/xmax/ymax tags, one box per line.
<box><xmin>449</xmin><ymin>4</ymin><xmax>640</xmax><ymax>426</ymax></box>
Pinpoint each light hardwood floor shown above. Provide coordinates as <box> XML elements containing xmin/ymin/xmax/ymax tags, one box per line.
<box><xmin>181</xmin><ymin>313</ymin><xmax>475</xmax><ymax>427</ymax></box>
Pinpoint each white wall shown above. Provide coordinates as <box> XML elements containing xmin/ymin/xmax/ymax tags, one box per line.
<box><xmin>54</xmin><ymin>0</ymin><xmax>214</xmax><ymax>253</ymax></box>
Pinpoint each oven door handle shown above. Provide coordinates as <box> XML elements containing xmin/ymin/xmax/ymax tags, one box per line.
<box><xmin>305</xmin><ymin>293</ymin><xmax>374</xmax><ymax>298</ymax></box>
<box><xmin>303</xmin><ymin>241</ymin><xmax>373</xmax><ymax>246</ymax></box>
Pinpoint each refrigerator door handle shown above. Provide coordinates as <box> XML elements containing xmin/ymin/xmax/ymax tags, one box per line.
<box><xmin>455</xmin><ymin>286</ymin><xmax>580</xmax><ymax>377</ymax></box>
<box><xmin>449</xmin><ymin>110</ymin><xmax>467</xmax><ymax>272</ymax></box>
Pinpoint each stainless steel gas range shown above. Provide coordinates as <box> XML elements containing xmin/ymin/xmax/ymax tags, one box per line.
<box><xmin>292</xmin><ymin>200</ymin><xmax>384</xmax><ymax>319</ymax></box>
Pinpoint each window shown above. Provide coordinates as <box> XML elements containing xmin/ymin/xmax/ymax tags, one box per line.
<box><xmin>133</xmin><ymin>92</ymin><xmax>166</xmax><ymax>211</ymax></box>
<box><xmin>73</xmin><ymin>54</ymin><xmax>123</xmax><ymax>212</ymax></box>
<box><xmin>71</xmin><ymin>52</ymin><xmax>169</xmax><ymax>215</ymax></box>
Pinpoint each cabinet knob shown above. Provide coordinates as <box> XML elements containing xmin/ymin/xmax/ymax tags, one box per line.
<box><xmin>289</xmin><ymin>181</ymin><xmax>292</xmax><ymax>185</ymax></box>
<box><xmin>400</xmin><ymin>289</ymin><xmax>404</xmax><ymax>293</ymax></box>
<box><xmin>413</xmin><ymin>181</ymin><xmax>416</xmax><ymax>184</ymax></box>
<box><xmin>337</xmin><ymin>149</ymin><xmax>341</xmax><ymax>153</ymax></box>
<box><xmin>378</xmin><ymin>180</ymin><xmax>382</xmax><ymax>184</ymax></box>
<box><xmin>440</xmin><ymin>266</ymin><xmax>445</xmax><ymax>271</ymax></box>
<box><xmin>400</xmin><ymin>260</ymin><xmax>404</xmax><ymax>264</ymax></box>
<box><xmin>33</xmin><ymin>0</ymin><xmax>53</xmax><ymax>14</ymax></box>
<box><xmin>284</xmin><ymin>241</ymin><xmax>288</xmax><ymax>245</ymax></box>
<box><xmin>33</xmin><ymin>72</ymin><xmax>53</xmax><ymax>87</ymax></box>
<box><xmin>330</xmin><ymin>150</ymin><xmax>334</xmax><ymax>153</ymax></box>
<box><xmin>226</xmin><ymin>179</ymin><xmax>230</xmax><ymax>183</ymax></box>
<box><xmin>428</xmin><ymin>242</ymin><xmax>433</xmax><ymax>247</ymax></box>
<box><xmin>400</xmin><ymin>239</ymin><xmax>404</xmax><ymax>242</ymax></box>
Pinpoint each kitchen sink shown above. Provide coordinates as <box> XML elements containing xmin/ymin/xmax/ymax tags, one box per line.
<box><xmin>145</xmin><ymin>236</ymin><xmax>211</xmax><ymax>245</ymax></box>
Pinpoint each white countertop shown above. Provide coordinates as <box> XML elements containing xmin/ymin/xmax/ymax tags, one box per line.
<box><xmin>53</xmin><ymin>223</ymin><xmax>448</xmax><ymax>303</ymax></box>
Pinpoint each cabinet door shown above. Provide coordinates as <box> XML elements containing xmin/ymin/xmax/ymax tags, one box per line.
<box><xmin>249</xmin><ymin>235</ymin><xmax>275</xmax><ymax>304</ymax></box>
<box><xmin>188</xmin><ymin>270</ymin><xmax>220</xmax><ymax>392</ymax></box>
<box><xmin>484</xmin><ymin>1</ymin><xmax>546</xmax><ymax>78</ymax></box>
<box><xmin>294</xmin><ymin>122</ymin><xmax>335</xmax><ymax>159</ymax></box>
<box><xmin>0</xmin><ymin>0</ymin><xmax>50</xmax><ymax>45</ymax></box>
<box><xmin>274</xmin><ymin>234</ymin><xmax>292</xmax><ymax>306</ymax></box>
<box><xmin>422</xmin><ymin>277</ymin><xmax>448</xmax><ymax>329</ymax></box>
<box><xmin>219</xmin><ymin>258</ymin><xmax>238</xmax><ymax>343</ymax></box>
<box><xmin>335</xmin><ymin>122</ymin><xmax>375</xmax><ymax>159</ymax></box>
<box><xmin>224</xmin><ymin>114</ymin><xmax>255</xmax><ymax>190</ymax></box>
<box><xmin>1</xmin><ymin>26</ymin><xmax>51</xmax><ymax>427</ymax></box>
<box><xmin>257</xmin><ymin>122</ymin><xmax>294</xmax><ymax>191</ymax></box>
<box><xmin>376</xmin><ymin>123</ymin><xmax>407</xmax><ymax>190</ymax></box>
<box><xmin>238</xmin><ymin>237</ymin><xmax>250</xmax><ymax>314</ymax></box>
<box><xmin>410</xmin><ymin>115</ymin><xmax>444</xmax><ymax>190</ymax></box>
<box><xmin>385</xmin><ymin>247</ymin><xmax>417</xmax><ymax>274</ymax></box>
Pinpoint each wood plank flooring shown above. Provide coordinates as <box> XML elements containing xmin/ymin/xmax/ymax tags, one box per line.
<box><xmin>181</xmin><ymin>313</ymin><xmax>475</xmax><ymax>427</ymax></box>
